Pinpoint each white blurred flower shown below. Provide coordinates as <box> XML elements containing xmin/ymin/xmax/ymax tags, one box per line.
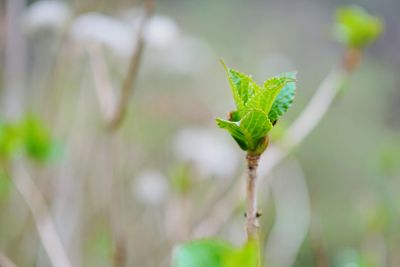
<box><xmin>119</xmin><ymin>11</ymin><xmax>180</xmax><ymax>51</ymax></box>
<box><xmin>165</xmin><ymin>36</ymin><xmax>214</xmax><ymax>75</ymax></box>
<box><xmin>70</xmin><ymin>13</ymin><xmax>135</xmax><ymax>57</ymax></box>
<box><xmin>144</xmin><ymin>15</ymin><xmax>180</xmax><ymax>48</ymax></box>
<box><xmin>173</xmin><ymin>127</ymin><xmax>239</xmax><ymax>179</ymax></box>
<box><xmin>23</xmin><ymin>0</ymin><xmax>72</xmax><ymax>32</ymax></box>
<box><xmin>132</xmin><ymin>169</ymin><xmax>169</xmax><ymax>206</ymax></box>
<box><xmin>145</xmin><ymin>35</ymin><xmax>214</xmax><ymax>77</ymax></box>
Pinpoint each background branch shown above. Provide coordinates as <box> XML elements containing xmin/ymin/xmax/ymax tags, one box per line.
<box><xmin>0</xmin><ymin>252</ymin><xmax>17</xmax><ymax>267</ymax></box>
<box><xmin>10</xmin><ymin>160</ymin><xmax>72</xmax><ymax>267</ymax></box>
<box><xmin>87</xmin><ymin>44</ymin><xmax>116</xmax><ymax>122</ymax></box>
<box><xmin>87</xmin><ymin>0</ymin><xmax>155</xmax><ymax>130</ymax></box>
<box><xmin>107</xmin><ymin>1</ymin><xmax>152</xmax><ymax>130</ymax></box>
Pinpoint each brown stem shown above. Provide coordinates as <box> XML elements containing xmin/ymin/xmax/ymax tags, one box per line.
<box><xmin>342</xmin><ymin>47</ymin><xmax>362</xmax><ymax>73</ymax></box>
<box><xmin>245</xmin><ymin>153</ymin><xmax>261</xmax><ymax>240</ymax></box>
<box><xmin>107</xmin><ymin>0</ymin><xmax>155</xmax><ymax>130</ymax></box>
<box><xmin>113</xmin><ymin>237</ymin><xmax>127</xmax><ymax>267</ymax></box>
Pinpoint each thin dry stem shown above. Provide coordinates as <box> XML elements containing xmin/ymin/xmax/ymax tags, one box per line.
<box><xmin>11</xmin><ymin>161</ymin><xmax>72</xmax><ymax>267</ymax></box>
<box><xmin>88</xmin><ymin>0</ymin><xmax>155</xmax><ymax>131</ymax></box>
<box><xmin>87</xmin><ymin>44</ymin><xmax>116</xmax><ymax>121</ymax></box>
<box><xmin>108</xmin><ymin>0</ymin><xmax>155</xmax><ymax>130</ymax></box>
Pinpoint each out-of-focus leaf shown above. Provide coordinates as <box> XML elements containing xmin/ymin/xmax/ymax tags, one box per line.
<box><xmin>224</xmin><ymin>241</ymin><xmax>259</xmax><ymax>267</ymax></box>
<box><xmin>19</xmin><ymin>116</ymin><xmax>59</xmax><ymax>163</ymax></box>
<box><xmin>172</xmin><ymin>239</ymin><xmax>259</xmax><ymax>267</ymax></box>
<box><xmin>0</xmin><ymin>121</ymin><xmax>22</xmax><ymax>158</ymax></box>
<box><xmin>172</xmin><ymin>239</ymin><xmax>232</xmax><ymax>267</ymax></box>
<box><xmin>0</xmin><ymin>115</ymin><xmax>61</xmax><ymax>163</ymax></box>
<box><xmin>268</xmin><ymin>72</ymin><xmax>297</xmax><ymax>123</ymax></box>
<box><xmin>334</xmin><ymin>5</ymin><xmax>383</xmax><ymax>48</ymax></box>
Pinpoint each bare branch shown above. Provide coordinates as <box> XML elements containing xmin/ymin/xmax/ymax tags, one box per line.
<box><xmin>87</xmin><ymin>0</ymin><xmax>155</xmax><ymax>130</ymax></box>
<box><xmin>87</xmin><ymin>44</ymin><xmax>116</xmax><ymax>121</ymax></box>
<box><xmin>107</xmin><ymin>0</ymin><xmax>155</xmax><ymax>130</ymax></box>
<box><xmin>283</xmin><ymin>69</ymin><xmax>346</xmax><ymax>147</ymax></box>
<box><xmin>11</xmin><ymin>161</ymin><xmax>72</xmax><ymax>267</ymax></box>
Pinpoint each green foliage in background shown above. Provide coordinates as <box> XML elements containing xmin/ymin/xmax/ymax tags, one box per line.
<box><xmin>0</xmin><ymin>115</ymin><xmax>58</xmax><ymax>163</ymax></box>
<box><xmin>216</xmin><ymin>61</ymin><xmax>296</xmax><ymax>154</ymax></box>
<box><xmin>334</xmin><ymin>5</ymin><xmax>383</xmax><ymax>48</ymax></box>
<box><xmin>20</xmin><ymin>116</ymin><xmax>58</xmax><ymax>162</ymax></box>
<box><xmin>0</xmin><ymin>120</ymin><xmax>22</xmax><ymax>159</ymax></box>
<box><xmin>172</xmin><ymin>239</ymin><xmax>258</xmax><ymax>267</ymax></box>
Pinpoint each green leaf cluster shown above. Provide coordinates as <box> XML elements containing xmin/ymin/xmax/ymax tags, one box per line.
<box><xmin>172</xmin><ymin>239</ymin><xmax>259</xmax><ymax>267</ymax></box>
<box><xmin>0</xmin><ymin>115</ymin><xmax>58</xmax><ymax>163</ymax></box>
<box><xmin>216</xmin><ymin>62</ymin><xmax>296</xmax><ymax>154</ymax></box>
<box><xmin>334</xmin><ymin>5</ymin><xmax>383</xmax><ymax>49</ymax></box>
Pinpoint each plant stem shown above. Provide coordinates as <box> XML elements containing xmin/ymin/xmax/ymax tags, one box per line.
<box><xmin>10</xmin><ymin>160</ymin><xmax>72</xmax><ymax>267</ymax></box>
<box><xmin>0</xmin><ymin>252</ymin><xmax>17</xmax><ymax>267</ymax></box>
<box><xmin>107</xmin><ymin>0</ymin><xmax>155</xmax><ymax>130</ymax></box>
<box><xmin>245</xmin><ymin>153</ymin><xmax>261</xmax><ymax>241</ymax></box>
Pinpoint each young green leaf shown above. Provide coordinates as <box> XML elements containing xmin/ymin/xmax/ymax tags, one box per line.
<box><xmin>216</xmin><ymin>109</ymin><xmax>272</xmax><ymax>152</ymax></box>
<box><xmin>221</xmin><ymin>60</ymin><xmax>261</xmax><ymax>118</ymax></box>
<box><xmin>268</xmin><ymin>72</ymin><xmax>297</xmax><ymax>123</ymax></box>
<box><xmin>246</xmin><ymin>75</ymin><xmax>295</xmax><ymax>115</ymax></box>
<box><xmin>334</xmin><ymin>5</ymin><xmax>383</xmax><ymax>48</ymax></box>
<box><xmin>217</xmin><ymin>62</ymin><xmax>297</xmax><ymax>154</ymax></box>
<box><xmin>216</xmin><ymin>118</ymin><xmax>248</xmax><ymax>150</ymax></box>
<box><xmin>240</xmin><ymin>109</ymin><xmax>272</xmax><ymax>150</ymax></box>
<box><xmin>172</xmin><ymin>239</ymin><xmax>259</xmax><ymax>267</ymax></box>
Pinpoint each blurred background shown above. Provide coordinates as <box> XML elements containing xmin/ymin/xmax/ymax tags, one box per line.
<box><xmin>0</xmin><ymin>0</ymin><xmax>399</xmax><ymax>266</ymax></box>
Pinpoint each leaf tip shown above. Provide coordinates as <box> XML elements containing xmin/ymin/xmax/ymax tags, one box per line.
<box><xmin>219</xmin><ymin>58</ymin><xmax>229</xmax><ymax>72</ymax></box>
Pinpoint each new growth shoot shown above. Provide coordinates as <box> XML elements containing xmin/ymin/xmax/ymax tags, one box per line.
<box><xmin>216</xmin><ymin>61</ymin><xmax>297</xmax><ymax>240</ymax></box>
